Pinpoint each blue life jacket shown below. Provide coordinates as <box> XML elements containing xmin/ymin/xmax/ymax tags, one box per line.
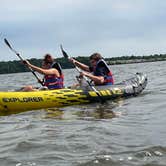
<box><xmin>92</xmin><ymin>59</ymin><xmax>114</xmax><ymax>85</ymax></box>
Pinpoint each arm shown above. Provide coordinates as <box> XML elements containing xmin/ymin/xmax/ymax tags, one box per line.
<box><xmin>24</xmin><ymin>61</ymin><xmax>60</xmax><ymax>77</ymax></box>
<box><xmin>69</xmin><ymin>58</ymin><xmax>90</xmax><ymax>72</ymax></box>
<box><xmin>81</xmin><ymin>71</ymin><xmax>104</xmax><ymax>85</ymax></box>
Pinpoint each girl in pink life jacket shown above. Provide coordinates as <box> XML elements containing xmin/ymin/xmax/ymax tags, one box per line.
<box><xmin>22</xmin><ymin>54</ymin><xmax>64</xmax><ymax>91</ymax></box>
<box><xmin>42</xmin><ymin>54</ymin><xmax>64</xmax><ymax>89</ymax></box>
<box><xmin>69</xmin><ymin>53</ymin><xmax>114</xmax><ymax>86</ymax></box>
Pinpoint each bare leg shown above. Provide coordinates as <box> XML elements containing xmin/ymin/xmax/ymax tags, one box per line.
<box><xmin>21</xmin><ymin>85</ymin><xmax>38</xmax><ymax>91</ymax></box>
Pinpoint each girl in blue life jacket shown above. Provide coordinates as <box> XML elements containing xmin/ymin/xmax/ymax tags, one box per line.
<box><xmin>22</xmin><ymin>54</ymin><xmax>64</xmax><ymax>91</ymax></box>
<box><xmin>69</xmin><ymin>53</ymin><xmax>114</xmax><ymax>86</ymax></box>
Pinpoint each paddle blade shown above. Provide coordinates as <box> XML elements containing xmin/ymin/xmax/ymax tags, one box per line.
<box><xmin>60</xmin><ymin>45</ymin><xmax>69</xmax><ymax>59</ymax></box>
<box><xmin>4</xmin><ymin>38</ymin><xmax>12</xmax><ymax>49</ymax></box>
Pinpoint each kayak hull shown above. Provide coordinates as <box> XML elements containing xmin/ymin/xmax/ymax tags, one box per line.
<box><xmin>0</xmin><ymin>73</ymin><xmax>147</xmax><ymax>113</ymax></box>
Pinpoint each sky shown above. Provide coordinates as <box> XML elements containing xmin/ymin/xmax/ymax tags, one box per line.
<box><xmin>1</xmin><ymin>0</ymin><xmax>166</xmax><ymax>61</ymax></box>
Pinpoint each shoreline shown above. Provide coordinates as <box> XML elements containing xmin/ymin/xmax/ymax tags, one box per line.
<box><xmin>0</xmin><ymin>56</ymin><xmax>166</xmax><ymax>74</ymax></box>
<box><xmin>106</xmin><ymin>58</ymin><xmax>166</xmax><ymax>65</ymax></box>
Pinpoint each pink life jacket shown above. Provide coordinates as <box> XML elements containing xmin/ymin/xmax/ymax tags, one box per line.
<box><xmin>44</xmin><ymin>62</ymin><xmax>64</xmax><ymax>89</ymax></box>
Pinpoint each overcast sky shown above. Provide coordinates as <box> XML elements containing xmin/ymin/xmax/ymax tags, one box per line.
<box><xmin>1</xmin><ymin>0</ymin><xmax>166</xmax><ymax>61</ymax></box>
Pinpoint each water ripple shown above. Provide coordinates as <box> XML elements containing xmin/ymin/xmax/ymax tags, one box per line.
<box><xmin>0</xmin><ymin>61</ymin><xmax>166</xmax><ymax>166</ymax></box>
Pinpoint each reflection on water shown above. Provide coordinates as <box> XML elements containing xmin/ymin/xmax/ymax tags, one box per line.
<box><xmin>73</xmin><ymin>102</ymin><xmax>120</xmax><ymax>120</ymax></box>
<box><xmin>44</xmin><ymin>104</ymin><xmax>116</xmax><ymax>120</ymax></box>
<box><xmin>44</xmin><ymin>108</ymin><xmax>64</xmax><ymax>119</ymax></box>
<box><xmin>43</xmin><ymin>99</ymin><xmax>124</xmax><ymax>120</ymax></box>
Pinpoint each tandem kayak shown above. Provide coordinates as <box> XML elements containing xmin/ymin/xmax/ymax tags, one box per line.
<box><xmin>0</xmin><ymin>73</ymin><xmax>147</xmax><ymax>114</ymax></box>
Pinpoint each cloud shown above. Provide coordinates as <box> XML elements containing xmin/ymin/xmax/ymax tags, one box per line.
<box><xmin>0</xmin><ymin>0</ymin><xmax>166</xmax><ymax>61</ymax></box>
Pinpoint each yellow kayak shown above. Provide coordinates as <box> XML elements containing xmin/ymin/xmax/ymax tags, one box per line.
<box><xmin>0</xmin><ymin>73</ymin><xmax>147</xmax><ymax>114</ymax></box>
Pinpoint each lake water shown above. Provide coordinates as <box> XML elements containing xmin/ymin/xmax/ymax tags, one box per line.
<box><xmin>0</xmin><ymin>61</ymin><xmax>166</xmax><ymax>166</ymax></box>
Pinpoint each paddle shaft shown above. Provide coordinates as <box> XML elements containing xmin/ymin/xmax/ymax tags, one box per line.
<box><xmin>60</xmin><ymin>45</ymin><xmax>104</xmax><ymax>102</ymax></box>
<box><xmin>74</xmin><ymin>65</ymin><xmax>100</xmax><ymax>92</ymax></box>
<box><xmin>4</xmin><ymin>38</ymin><xmax>44</xmax><ymax>86</ymax></box>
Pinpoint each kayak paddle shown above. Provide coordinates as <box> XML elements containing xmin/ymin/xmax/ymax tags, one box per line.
<box><xmin>60</xmin><ymin>45</ymin><xmax>104</xmax><ymax>103</ymax></box>
<box><xmin>4</xmin><ymin>38</ymin><xmax>44</xmax><ymax>86</ymax></box>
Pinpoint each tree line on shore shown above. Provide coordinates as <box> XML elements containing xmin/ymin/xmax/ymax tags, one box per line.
<box><xmin>0</xmin><ymin>54</ymin><xmax>166</xmax><ymax>74</ymax></box>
